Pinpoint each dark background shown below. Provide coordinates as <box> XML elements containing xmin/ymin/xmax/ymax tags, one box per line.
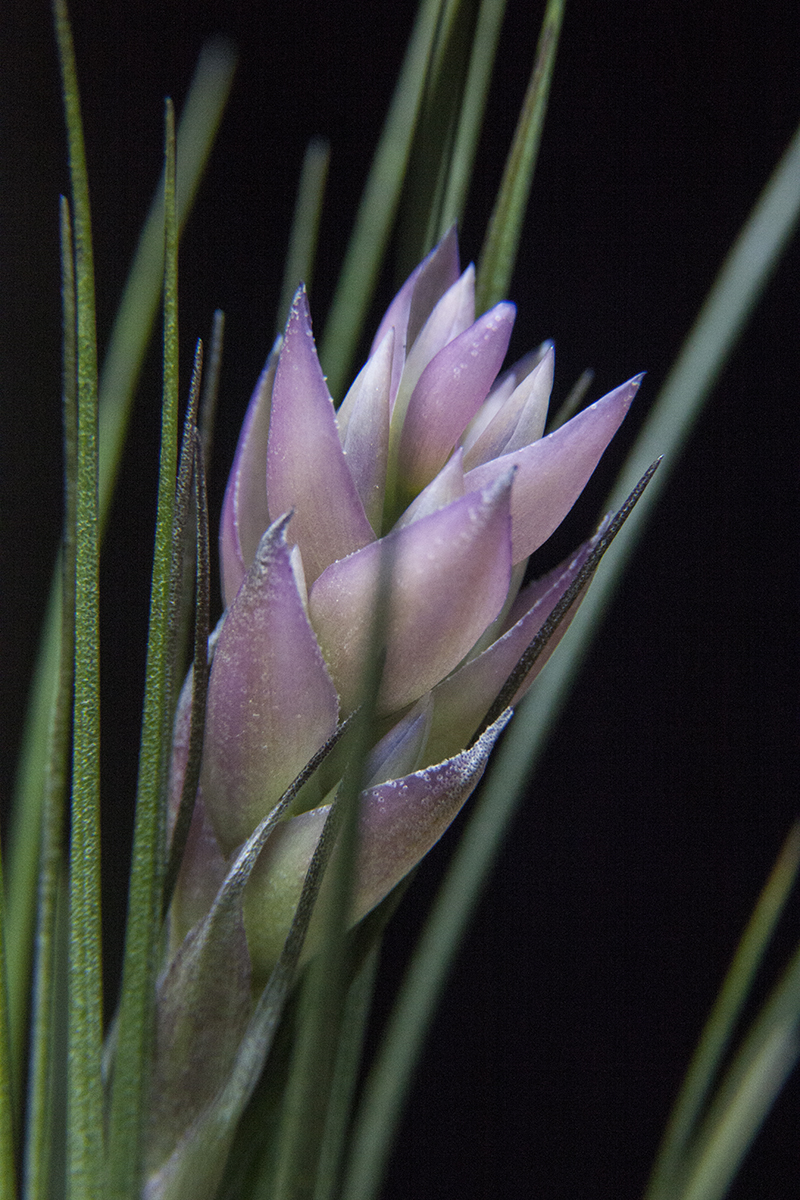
<box><xmin>1</xmin><ymin>1</ymin><xmax>799</xmax><ymax>1197</ymax></box>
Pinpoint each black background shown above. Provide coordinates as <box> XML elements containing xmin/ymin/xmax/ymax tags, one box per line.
<box><xmin>1</xmin><ymin>2</ymin><xmax>799</xmax><ymax>1197</ymax></box>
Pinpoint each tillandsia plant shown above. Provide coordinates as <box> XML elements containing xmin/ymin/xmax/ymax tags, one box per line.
<box><xmin>2</xmin><ymin>2</ymin><xmax>800</xmax><ymax>1200</ymax></box>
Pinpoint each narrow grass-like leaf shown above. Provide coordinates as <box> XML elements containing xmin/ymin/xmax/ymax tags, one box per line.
<box><xmin>227</xmin><ymin>890</ymin><xmax>408</xmax><ymax>1200</ymax></box>
<box><xmin>645</xmin><ymin>822</ymin><xmax>800</xmax><ymax>1200</ymax></box>
<box><xmin>342</xmin><ymin>115</ymin><xmax>800</xmax><ymax>1200</ymax></box>
<box><xmin>0</xmin><ymin>835</ymin><xmax>18</xmax><ymax>1199</ymax></box>
<box><xmin>475</xmin><ymin>0</ymin><xmax>565</xmax><ymax>314</ymax></box>
<box><xmin>310</xmin><ymin>941</ymin><xmax>382</xmax><ymax>1200</ymax></box>
<box><xmin>394</xmin><ymin>0</ymin><xmax>472</xmax><ymax>274</ymax></box>
<box><xmin>22</xmin><ymin>196</ymin><xmax>78</xmax><ymax>1200</ymax></box>
<box><xmin>97</xmin><ymin>40</ymin><xmax>236</xmax><ymax>528</ymax></box>
<box><xmin>168</xmin><ymin>343</ymin><xmax>205</xmax><ymax>713</ymax></box>
<box><xmin>52</xmin><ymin>4</ymin><xmax>105</xmax><ymax>1198</ymax></box>
<box><xmin>5</xmin><ymin>39</ymin><xmax>236</xmax><ymax>1088</ymax></box>
<box><xmin>674</xmin><ymin>938</ymin><xmax>800</xmax><ymax>1200</ymax></box>
<box><xmin>319</xmin><ymin>0</ymin><xmax>447</xmax><ymax>398</ymax></box>
<box><xmin>269</xmin><ymin>801</ymin><xmax>362</xmax><ymax>1200</ymax></box>
<box><xmin>4</xmin><ymin>593</ymin><xmax>62</xmax><ymax>1087</ymax></box>
<box><xmin>436</xmin><ymin>0</ymin><xmax>507</xmax><ymax>238</ymax></box>
<box><xmin>106</xmin><ymin>101</ymin><xmax>180</xmax><ymax>1200</ymax></box>
<box><xmin>276</xmin><ymin>139</ymin><xmax>331</xmax><ymax>336</ymax></box>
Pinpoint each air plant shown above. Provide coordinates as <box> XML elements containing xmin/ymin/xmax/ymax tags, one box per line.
<box><xmin>2</xmin><ymin>2</ymin><xmax>799</xmax><ymax>1200</ymax></box>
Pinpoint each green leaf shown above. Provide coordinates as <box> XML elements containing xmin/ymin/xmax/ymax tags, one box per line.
<box><xmin>319</xmin><ymin>0</ymin><xmax>448</xmax><ymax>398</ymax></box>
<box><xmin>310</xmin><ymin>943</ymin><xmax>382</xmax><ymax>1200</ymax></box>
<box><xmin>106</xmin><ymin>100</ymin><xmax>180</xmax><ymax>1200</ymax></box>
<box><xmin>22</xmin><ymin>196</ymin><xmax>78</xmax><ymax>1200</ymax></box>
<box><xmin>674</xmin><ymin>938</ymin><xmax>800</xmax><ymax>1200</ymax></box>
<box><xmin>475</xmin><ymin>0</ymin><xmax>565</xmax><ymax>313</ymax></box>
<box><xmin>645</xmin><ymin>823</ymin><xmax>800</xmax><ymax>1200</ymax></box>
<box><xmin>435</xmin><ymin>0</ymin><xmax>507</xmax><ymax>239</ymax></box>
<box><xmin>161</xmin><ymin>408</ymin><xmax>211</xmax><ymax>920</ymax></box>
<box><xmin>52</xmin><ymin>2</ymin><xmax>105</xmax><ymax>1197</ymax></box>
<box><xmin>97</xmin><ymin>39</ymin><xmax>237</xmax><ymax>532</ymax></box>
<box><xmin>394</xmin><ymin>0</ymin><xmax>473</xmax><ymax>274</ymax></box>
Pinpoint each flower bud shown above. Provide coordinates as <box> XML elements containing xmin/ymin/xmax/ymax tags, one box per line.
<box><xmin>169</xmin><ymin>230</ymin><xmax>639</xmax><ymax>982</ymax></box>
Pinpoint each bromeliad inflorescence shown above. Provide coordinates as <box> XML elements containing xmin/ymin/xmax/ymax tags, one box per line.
<box><xmin>146</xmin><ymin>228</ymin><xmax>641</xmax><ymax>1192</ymax></box>
<box><xmin>165</xmin><ymin>228</ymin><xmax>640</xmax><ymax>980</ymax></box>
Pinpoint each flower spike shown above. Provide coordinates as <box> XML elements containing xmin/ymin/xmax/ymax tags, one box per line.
<box><xmin>166</xmin><ymin>228</ymin><xmax>641</xmax><ymax>998</ymax></box>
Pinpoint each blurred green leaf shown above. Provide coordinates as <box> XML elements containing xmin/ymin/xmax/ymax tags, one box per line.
<box><xmin>436</xmin><ymin>0</ymin><xmax>507</xmax><ymax>239</ymax></box>
<box><xmin>97</xmin><ymin>39</ymin><xmax>237</xmax><ymax>528</ymax></box>
<box><xmin>646</xmin><ymin>823</ymin><xmax>800</xmax><ymax>1200</ymax></box>
<box><xmin>475</xmin><ymin>0</ymin><xmax>565</xmax><ymax>313</ymax></box>
<box><xmin>276</xmin><ymin>138</ymin><xmax>331</xmax><ymax>336</ymax></box>
<box><xmin>394</xmin><ymin>0</ymin><xmax>473</xmax><ymax>274</ymax></box>
<box><xmin>319</xmin><ymin>0</ymin><xmax>447</xmax><ymax>397</ymax></box>
<box><xmin>676</xmin><ymin>939</ymin><xmax>800</xmax><ymax>1200</ymax></box>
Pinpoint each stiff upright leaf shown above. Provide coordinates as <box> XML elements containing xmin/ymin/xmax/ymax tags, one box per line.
<box><xmin>22</xmin><ymin>195</ymin><xmax>78</xmax><ymax>1200</ymax></box>
<box><xmin>4</xmin><ymin>38</ymin><xmax>236</xmax><ymax>1091</ymax></box>
<box><xmin>476</xmin><ymin>0</ymin><xmax>565</xmax><ymax>313</ymax></box>
<box><xmin>107</xmin><ymin>101</ymin><xmax>181</xmax><ymax>1200</ymax></box>
<box><xmin>319</xmin><ymin>0</ymin><xmax>448</xmax><ymax>397</ymax></box>
<box><xmin>53</xmin><ymin>3</ymin><xmax>105</xmax><ymax>1197</ymax></box>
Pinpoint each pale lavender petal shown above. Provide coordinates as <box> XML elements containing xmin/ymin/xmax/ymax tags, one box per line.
<box><xmin>464</xmin><ymin>375</ymin><xmax>641</xmax><ymax>563</ymax></box>
<box><xmin>392</xmin><ymin>266</ymin><xmax>476</xmax><ymax>420</ymax></box>
<box><xmin>424</xmin><ymin>536</ymin><xmax>599</xmax><ymax>763</ymax></box>
<box><xmin>335</xmin><ymin>329</ymin><xmax>393</xmax><ymax>532</ymax></box>
<box><xmin>242</xmin><ymin>709</ymin><xmax>512</xmax><ymax>980</ymax></box>
<box><xmin>461</xmin><ymin>341</ymin><xmax>553</xmax><ymax>453</ymax></box>
<box><xmin>219</xmin><ymin>344</ymin><xmax>279</xmax><ymax>609</ymax></box>
<box><xmin>267</xmin><ymin>287</ymin><xmax>375</xmax><ymax>583</ymax></box>
<box><xmin>394</xmin><ymin>448</ymin><xmax>465</xmax><ymax>529</ymax></box>
<box><xmin>166</xmin><ymin>665</ymin><xmax>194</xmax><ymax>846</ymax></box>
<box><xmin>370</xmin><ymin>227</ymin><xmax>461</xmax><ymax>403</ymax></box>
<box><xmin>365</xmin><ymin>696</ymin><xmax>433</xmax><ymax>787</ymax></box>
<box><xmin>308</xmin><ymin>473</ymin><xmax>514</xmax><ymax>713</ymax></box>
<box><xmin>405</xmin><ymin>224</ymin><xmax>461</xmax><ymax>349</ymax></box>
<box><xmin>462</xmin><ymin>343</ymin><xmax>553</xmax><ymax>469</ymax></box>
<box><xmin>201</xmin><ymin>515</ymin><xmax>339</xmax><ymax>853</ymax></box>
<box><xmin>397</xmin><ymin>301</ymin><xmax>516</xmax><ymax>497</ymax></box>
